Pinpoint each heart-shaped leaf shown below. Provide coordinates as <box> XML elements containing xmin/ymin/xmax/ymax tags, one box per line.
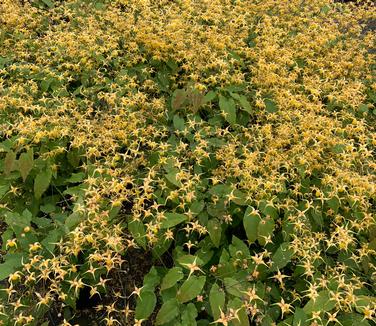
<box><xmin>161</xmin><ymin>267</ymin><xmax>184</xmax><ymax>291</ymax></box>
<box><xmin>208</xmin><ymin>218</ymin><xmax>222</xmax><ymax>248</ymax></box>
<box><xmin>135</xmin><ymin>291</ymin><xmax>157</xmax><ymax>320</ymax></box>
<box><xmin>4</xmin><ymin>150</ymin><xmax>16</xmax><ymax>175</ymax></box>
<box><xmin>219</xmin><ymin>95</ymin><xmax>236</xmax><ymax>125</ymax></box>
<box><xmin>34</xmin><ymin>169</ymin><xmax>52</xmax><ymax>199</ymax></box>
<box><xmin>243</xmin><ymin>207</ymin><xmax>261</xmax><ymax>244</ymax></box>
<box><xmin>156</xmin><ymin>299</ymin><xmax>180</xmax><ymax>325</ymax></box>
<box><xmin>160</xmin><ymin>212</ymin><xmax>187</xmax><ymax>229</ymax></box>
<box><xmin>18</xmin><ymin>149</ymin><xmax>34</xmax><ymax>182</ymax></box>
<box><xmin>209</xmin><ymin>283</ymin><xmax>225</xmax><ymax>319</ymax></box>
<box><xmin>177</xmin><ymin>276</ymin><xmax>206</xmax><ymax>303</ymax></box>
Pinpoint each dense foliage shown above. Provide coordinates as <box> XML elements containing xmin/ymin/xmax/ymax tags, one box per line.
<box><xmin>0</xmin><ymin>0</ymin><xmax>375</xmax><ymax>325</ymax></box>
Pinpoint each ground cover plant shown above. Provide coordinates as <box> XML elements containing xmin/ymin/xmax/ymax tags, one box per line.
<box><xmin>0</xmin><ymin>0</ymin><xmax>375</xmax><ymax>325</ymax></box>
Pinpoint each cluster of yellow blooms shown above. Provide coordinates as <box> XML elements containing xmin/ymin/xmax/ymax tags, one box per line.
<box><xmin>0</xmin><ymin>0</ymin><xmax>375</xmax><ymax>325</ymax></box>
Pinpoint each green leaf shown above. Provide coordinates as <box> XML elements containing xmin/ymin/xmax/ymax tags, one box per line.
<box><xmin>219</xmin><ymin>95</ymin><xmax>236</xmax><ymax>125</ymax></box>
<box><xmin>261</xmin><ymin>315</ymin><xmax>274</xmax><ymax>326</ymax></box>
<box><xmin>156</xmin><ymin>298</ymin><xmax>180</xmax><ymax>325</ymax></box>
<box><xmin>229</xmin><ymin>92</ymin><xmax>241</xmax><ymax>101</ymax></box>
<box><xmin>327</xmin><ymin>197</ymin><xmax>340</xmax><ymax>213</ymax></box>
<box><xmin>261</xmin><ymin>203</ymin><xmax>279</xmax><ymax>220</ymax></box>
<box><xmin>358</xmin><ymin>104</ymin><xmax>369</xmax><ymax>113</ymax></box>
<box><xmin>0</xmin><ymin>56</ymin><xmax>10</xmax><ymax>69</ymax></box>
<box><xmin>232</xmin><ymin>189</ymin><xmax>248</xmax><ymax>206</ymax></box>
<box><xmin>229</xmin><ymin>236</ymin><xmax>250</xmax><ymax>259</ymax></box>
<box><xmin>166</xmin><ymin>59</ymin><xmax>178</xmax><ymax>72</ymax></box>
<box><xmin>65</xmin><ymin>212</ymin><xmax>83</xmax><ymax>230</ymax></box>
<box><xmin>67</xmin><ymin>149</ymin><xmax>82</xmax><ymax>167</ymax></box>
<box><xmin>177</xmin><ymin>276</ymin><xmax>206</xmax><ymax>303</ymax></box>
<box><xmin>177</xmin><ymin>255</ymin><xmax>204</xmax><ymax>269</ymax></box>
<box><xmin>161</xmin><ymin>285</ymin><xmax>178</xmax><ymax>302</ymax></box>
<box><xmin>264</xmin><ymin>98</ymin><xmax>278</xmax><ymax>113</ymax></box>
<box><xmin>331</xmin><ymin>144</ymin><xmax>345</xmax><ymax>154</ymax></box>
<box><xmin>303</xmin><ymin>291</ymin><xmax>336</xmax><ymax>314</ymax></box>
<box><xmin>0</xmin><ymin>183</ymin><xmax>9</xmax><ymax>198</ymax></box>
<box><xmin>41</xmin><ymin>228</ymin><xmax>65</xmax><ymax>253</ymax></box>
<box><xmin>5</xmin><ymin>210</ymin><xmax>31</xmax><ymax>236</ymax></box>
<box><xmin>135</xmin><ymin>291</ymin><xmax>157</xmax><ymax>320</ymax></box>
<box><xmin>208</xmin><ymin>218</ymin><xmax>222</xmax><ymax>248</ymax></box>
<box><xmin>40</xmin><ymin>79</ymin><xmax>51</xmax><ymax>92</ymax></box>
<box><xmin>257</xmin><ymin>218</ymin><xmax>275</xmax><ymax>246</ymax></box>
<box><xmin>320</xmin><ymin>5</ymin><xmax>330</xmax><ymax>14</ymax></box>
<box><xmin>94</xmin><ymin>1</ymin><xmax>105</xmax><ymax>10</ymax></box>
<box><xmin>173</xmin><ymin>115</ymin><xmax>185</xmax><ymax>131</ymax></box>
<box><xmin>0</xmin><ymin>253</ymin><xmax>23</xmax><ymax>281</ymax></box>
<box><xmin>181</xmin><ymin>303</ymin><xmax>198</xmax><ymax>326</ymax></box>
<box><xmin>238</xmin><ymin>95</ymin><xmax>253</xmax><ymax>114</ymax></box>
<box><xmin>228</xmin><ymin>51</ymin><xmax>242</xmax><ymax>62</ymax></box>
<box><xmin>42</xmin><ymin>0</ymin><xmax>54</xmax><ymax>8</ymax></box>
<box><xmin>143</xmin><ymin>266</ymin><xmax>160</xmax><ymax>291</ymax></box>
<box><xmin>68</xmin><ymin>186</ymin><xmax>88</xmax><ymax>201</ymax></box>
<box><xmin>152</xmin><ymin>238</ymin><xmax>172</xmax><ymax>260</ymax></box>
<box><xmin>223</xmin><ymin>84</ymin><xmax>246</xmax><ymax>92</ymax></box>
<box><xmin>209</xmin><ymin>283</ymin><xmax>225</xmax><ymax>319</ymax></box>
<box><xmin>293</xmin><ymin>308</ymin><xmax>308</xmax><ymax>326</ymax></box>
<box><xmin>204</xmin><ymin>91</ymin><xmax>217</xmax><ymax>103</ymax></box>
<box><xmin>128</xmin><ymin>218</ymin><xmax>146</xmax><ymax>249</ymax></box>
<box><xmin>224</xmin><ymin>278</ymin><xmax>245</xmax><ymax>297</ymax></box>
<box><xmin>18</xmin><ymin>149</ymin><xmax>34</xmax><ymax>182</ymax></box>
<box><xmin>161</xmin><ymin>267</ymin><xmax>184</xmax><ymax>291</ymax></box>
<box><xmin>189</xmin><ymin>89</ymin><xmax>205</xmax><ymax>112</ymax></box>
<box><xmin>109</xmin><ymin>204</ymin><xmax>121</xmax><ymax>221</ymax></box>
<box><xmin>40</xmin><ymin>203</ymin><xmax>56</xmax><ymax>214</ymax></box>
<box><xmin>196</xmin><ymin>247</ymin><xmax>213</xmax><ymax>266</ymax></box>
<box><xmin>309</xmin><ymin>209</ymin><xmax>323</xmax><ymax>228</ymax></box>
<box><xmin>337</xmin><ymin>313</ymin><xmax>370</xmax><ymax>326</ymax></box>
<box><xmin>41</xmin><ymin>0</ymin><xmax>54</xmax><ymax>8</ymax></box>
<box><xmin>172</xmin><ymin>89</ymin><xmax>187</xmax><ymax>110</ymax></box>
<box><xmin>4</xmin><ymin>150</ymin><xmax>16</xmax><ymax>175</ymax></box>
<box><xmin>0</xmin><ymin>139</ymin><xmax>13</xmax><ymax>153</ymax></box>
<box><xmin>1</xmin><ymin>228</ymin><xmax>13</xmax><ymax>250</ymax></box>
<box><xmin>227</xmin><ymin>297</ymin><xmax>250</xmax><ymax>326</ymax></box>
<box><xmin>190</xmin><ymin>201</ymin><xmax>205</xmax><ymax>215</ymax></box>
<box><xmin>209</xmin><ymin>184</ymin><xmax>232</xmax><ymax>197</ymax></box>
<box><xmin>160</xmin><ymin>212</ymin><xmax>187</xmax><ymax>229</ymax></box>
<box><xmin>34</xmin><ymin>169</ymin><xmax>52</xmax><ymax>199</ymax></box>
<box><xmin>217</xmin><ymin>263</ymin><xmax>236</xmax><ymax>279</ymax></box>
<box><xmin>270</xmin><ymin>242</ymin><xmax>294</xmax><ymax>272</ymax></box>
<box><xmin>156</xmin><ymin>71</ymin><xmax>169</xmax><ymax>91</ymax></box>
<box><xmin>66</xmin><ymin>172</ymin><xmax>85</xmax><ymax>183</ymax></box>
<box><xmin>355</xmin><ymin>296</ymin><xmax>376</xmax><ymax>314</ymax></box>
<box><xmin>165</xmin><ymin>172</ymin><xmax>182</xmax><ymax>188</ymax></box>
<box><xmin>31</xmin><ymin>215</ymin><xmax>51</xmax><ymax>229</ymax></box>
<box><xmin>243</xmin><ymin>207</ymin><xmax>261</xmax><ymax>244</ymax></box>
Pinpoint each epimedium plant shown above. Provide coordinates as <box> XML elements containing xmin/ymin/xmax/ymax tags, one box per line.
<box><xmin>126</xmin><ymin>104</ymin><xmax>375</xmax><ymax>325</ymax></box>
<box><xmin>0</xmin><ymin>137</ymin><xmax>84</xmax><ymax>267</ymax></box>
<box><xmin>0</xmin><ymin>0</ymin><xmax>375</xmax><ymax>325</ymax></box>
<box><xmin>0</xmin><ymin>137</ymin><xmax>128</xmax><ymax>324</ymax></box>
